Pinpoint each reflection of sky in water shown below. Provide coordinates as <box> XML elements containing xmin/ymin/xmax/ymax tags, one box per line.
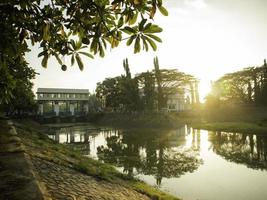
<box><xmin>48</xmin><ymin>125</ymin><xmax>267</xmax><ymax>200</ymax></box>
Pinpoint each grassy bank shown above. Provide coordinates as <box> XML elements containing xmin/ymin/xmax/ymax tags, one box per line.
<box><xmin>190</xmin><ymin>121</ymin><xmax>267</xmax><ymax>134</ymax></box>
<box><xmin>89</xmin><ymin>105</ymin><xmax>267</xmax><ymax>134</ymax></box>
<box><xmin>14</xmin><ymin>119</ymin><xmax>179</xmax><ymax>200</ymax></box>
<box><xmin>190</xmin><ymin>105</ymin><xmax>267</xmax><ymax>134</ymax></box>
<box><xmin>89</xmin><ymin>112</ymin><xmax>195</xmax><ymax>129</ymax></box>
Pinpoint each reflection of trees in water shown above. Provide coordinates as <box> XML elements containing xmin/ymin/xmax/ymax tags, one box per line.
<box><xmin>209</xmin><ymin>131</ymin><xmax>267</xmax><ymax>169</ymax></box>
<box><xmin>97</xmin><ymin>128</ymin><xmax>202</xmax><ymax>185</ymax></box>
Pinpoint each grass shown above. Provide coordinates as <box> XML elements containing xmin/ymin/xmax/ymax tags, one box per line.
<box><xmin>131</xmin><ymin>182</ymin><xmax>179</xmax><ymax>200</ymax></box>
<box><xmin>13</xmin><ymin>119</ymin><xmax>180</xmax><ymax>200</ymax></box>
<box><xmin>92</xmin><ymin>112</ymin><xmax>187</xmax><ymax>129</ymax></box>
<box><xmin>188</xmin><ymin>105</ymin><xmax>267</xmax><ymax>134</ymax></box>
<box><xmin>191</xmin><ymin>121</ymin><xmax>267</xmax><ymax>134</ymax></box>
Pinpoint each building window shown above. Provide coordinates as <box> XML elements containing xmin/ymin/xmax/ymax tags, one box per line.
<box><xmin>168</xmin><ymin>104</ymin><xmax>176</xmax><ymax>109</ymax></box>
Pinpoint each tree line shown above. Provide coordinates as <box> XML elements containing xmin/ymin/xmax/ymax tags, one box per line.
<box><xmin>207</xmin><ymin>59</ymin><xmax>267</xmax><ymax>106</ymax></box>
<box><xmin>95</xmin><ymin>57</ymin><xmax>199</xmax><ymax>112</ymax></box>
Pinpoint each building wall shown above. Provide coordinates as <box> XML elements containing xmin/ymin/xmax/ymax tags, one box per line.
<box><xmin>167</xmin><ymin>93</ymin><xmax>188</xmax><ymax>112</ymax></box>
<box><xmin>36</xmin><ymin>88</ymin><xmax>89</xmax><ymax>116</ymax></box>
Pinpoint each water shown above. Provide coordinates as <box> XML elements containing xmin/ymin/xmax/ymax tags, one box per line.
<box><xmin>48</xmin><ymin>125</ymin><xmax>267</xmax><ymax>200</ymax></box>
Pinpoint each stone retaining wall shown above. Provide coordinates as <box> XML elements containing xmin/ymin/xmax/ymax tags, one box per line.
<box><xmin>0</xmin><ymin>119</ymin><xmax>48</xmax><ymax>200</ymax></box>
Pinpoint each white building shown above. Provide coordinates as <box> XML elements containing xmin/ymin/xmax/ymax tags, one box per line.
<box><xmin>37</xmin><ymin>88</ymin><xmax>89</xmax><ymax>116</ymax></box>
<box><xmin>166</xmin><ymin>92</ymin><xmax>189</xmax><ymax>112</ymax></box>
<box><xmin>139</xmin><ymin>88</ymin><xmax>190</xmax><ymax>112</ymax></box>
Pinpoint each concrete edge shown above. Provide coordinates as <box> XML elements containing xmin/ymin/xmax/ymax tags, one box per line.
<box><xmin>7</xmin><ymin>120</ymin><xmax>52</xmax><ymax>200</ymax></box>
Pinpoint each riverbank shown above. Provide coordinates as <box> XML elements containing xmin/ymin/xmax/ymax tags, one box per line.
<box><xmin>190</xmin><ymin>121</ymin><xmax>267</xmax><ymax>134</ymax></box>
<box><xmin>1</xmin><ymin>119</ymin><xmax>179</xmax><ymax>200</ymax></box>
<box><xmin>90</xmin><ymin>112</ymin><xmax>194</xmax><ymax>128</ymax></box>
<box><xmin>90</xmin><ymin>105</ymin><xmax>267</xmax><ymax>134</ymax></box>
<box><xmin>190</xmin><ymin>105</ymin><xmax>267</xmax><ymax>134</ymax></box>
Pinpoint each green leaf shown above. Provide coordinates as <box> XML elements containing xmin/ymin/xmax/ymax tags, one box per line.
<box><xmin>102</xmin><ymin>38</ymin><xmax>107</xmax><ymax>49</ymax></box>
<box><xmin>38</xmin><ymin>51</ymin><xmax>47</xmax><ymax>57</ymax></box>
<box><xmin>71</xmin><ymin>54</ymin><xmax>75</xmax><ymax>66</ymax></box>
<box><xmin>79</xmin><ymin>52</ymin><xmax>94</xmax><ymax>59</ymax></box>
<box><xmin>139</xmin><ymin>19</ymin><xmax>147</xmax><ymax>31</ymax></box>
<box><xmin>70</xmin><ymin>39</ymin><xmax>76</xmax><ymax>50</ymax></box>
<box><xmin>143</xmin><ymin>36</ymin><xmax>157</xmax><ymax>51</ymax></box>
<box><xmin>82</xmin><ymin>37</ymin><xmax>90</xmax><ymax>45</ymax></box>
<box><xmin>42</xmin><ymin>23</ymin><xmax>51</xmax><ymax>41</ymax></box>
<box><xmin>54</xmin><ymin>53</ymin><xmax>63</xmax><ymax>65</ymax></box>
<box><xmin>143</xmin><ymin>25</ymin><xmax>163</xmax><ymax>33</ymax></box>
<box><xmin>134</xmin><ymin>36</ymin><xmax>141</xmax><ymax>54</ymax></box>
<box><xmin>129</xmin><ymin>12</ymin><xmax>138</xmax><ymax>25</ymax></box>
<box><xmin>76</xmin><ymin>39</ymin><xmax>82</xmax><ymax>50</ymax></box>
<box><xmin>122</xmin><ymin>26</ymin><xmax>137</xmax><ymax>34</ymax></box>
<box><xmin>126</xmin><ymin>35</ymin><xmax>136</xmax><ymax>46</ymax></box>
<box><xmin>141</xmin><ymin>35</ymin><xmax>149</xmax><ymax>51</ymax></box>
<box><xmin>41</xmin><ymin>54</ymin><xmax>48</xmax><ymax>68</ymax></box>
<box><xmin>118</xmin><ymin>17</ymin><xmax>124</xmax><ymax>28</ymax></box>
<box><xmin>90</xmin><ymin>38</ymin><xmax>98</xmax><ymax>54</ymax></box>
<box><xmin>76</xmin><ymin>54</ymin><xmax>84</xmax><ymax>71</ymax></box>
<box><xmin>158</xmin><ymin>6</ymin><xmax>168</xmax><ymax>16</ymax></box>
<box><xmin>145</xmin><ymin>34</ymin><xmax>162</xmax><ymax>42</ymax></box>
<box><xmin>157</xmin><ymin>0</ymin><xmax>163</xmax><ymax>7</ymax></box>
<box><xmin>99</xmin><ymin>44</ymin><xmax>105</xmax><ymax>58</ymax></box>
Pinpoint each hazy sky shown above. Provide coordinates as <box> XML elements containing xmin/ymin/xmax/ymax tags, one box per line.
<box><xmin>26</xmin><ymin>0</ymin><xmax>267</xmax><ymax>101</ymax></box>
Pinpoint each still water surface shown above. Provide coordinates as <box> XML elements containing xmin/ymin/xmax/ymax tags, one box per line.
<box><xmin>48</xmin><ymin>125</ymin><xmax>267</xmax><ymax>200</ymax></box>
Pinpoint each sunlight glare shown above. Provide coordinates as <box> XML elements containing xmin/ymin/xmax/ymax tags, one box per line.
<box><xmin>198</xmin><ymin>80</ymin><xmax>212</xmax><ymax>102</ymax></box>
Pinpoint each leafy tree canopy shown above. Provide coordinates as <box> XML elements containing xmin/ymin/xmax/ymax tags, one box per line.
<box><xmin>209</xmin><ymin>61</ymin><xmax>267</xmax><ymax>105</ymax></box>
<box><xmin>0</xmin><ymin>0</ymin><xmax>168</xmax><ymax>104</ymax></box>
<box><xmin>1</xmin><ymin>0</ymin><xmax>167</xmax><ymax>70</ymax></box>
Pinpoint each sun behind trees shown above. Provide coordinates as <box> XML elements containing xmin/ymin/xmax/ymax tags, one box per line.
<box><xmin>207</xmin><ymin>59</ymin><xmax>267</xmax><ymax>106</ymax></box>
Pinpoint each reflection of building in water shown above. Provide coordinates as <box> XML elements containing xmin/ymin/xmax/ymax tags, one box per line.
<box><xmin>49</xmin><ymin>127</ymin><xmax>103</xmax><ymax>156</ymax></box>
<box><xmin>163</xmin><ymin>126</ymin><xmax>187</xmax><ymax>147</ymax></box>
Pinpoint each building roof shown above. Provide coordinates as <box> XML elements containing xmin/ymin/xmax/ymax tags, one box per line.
<box><xmin>37</xmin><ymin>88</ymin><xmax>89</xmax><ymax>94</ymax></box>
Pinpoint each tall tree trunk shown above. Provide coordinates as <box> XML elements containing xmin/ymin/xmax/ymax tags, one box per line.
<box><xmin>247</xmin><ymin>81</ymin><xmax>252</xmax><ymax>103</ymax></box>
<box><xmin>195</xmin><ymin>81</ymin><xmax>200</xmax><ymax>104</ymax></box>
<box><xmin>190</xmin><ymin>82</ymin><xmax>195</xmax><ymax>104</ymax></box>
<box><xmin>154</xmin><ymin>57</ymin><xmax>164</xmax><ymax>110</ymax></box>
<box><xmin>253</xmin><ymin>72</ymin><xmax>259</xmax><ymax>104</ymax></box>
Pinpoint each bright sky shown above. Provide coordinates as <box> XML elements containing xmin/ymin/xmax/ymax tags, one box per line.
<box><xmin>26</xmin><ymin>0</ymin><xmax>267</xmax><ymax>101</ymax></box>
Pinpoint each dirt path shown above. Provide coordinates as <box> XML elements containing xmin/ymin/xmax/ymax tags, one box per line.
<box><xmin>32</xmin><ymin>157</ymin><xmax>150</xmax><ymax>200</ymax></box>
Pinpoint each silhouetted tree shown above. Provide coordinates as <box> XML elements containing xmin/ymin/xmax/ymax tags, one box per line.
<box><xmin>1</xmin><ymin>58</ymin><xmax>37</xmax><ymax>116</ymax></box>
<box><xmin>209</xmin><ymin>60</ymin><xmax>267</xmax><ymax>105</ymax></box>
